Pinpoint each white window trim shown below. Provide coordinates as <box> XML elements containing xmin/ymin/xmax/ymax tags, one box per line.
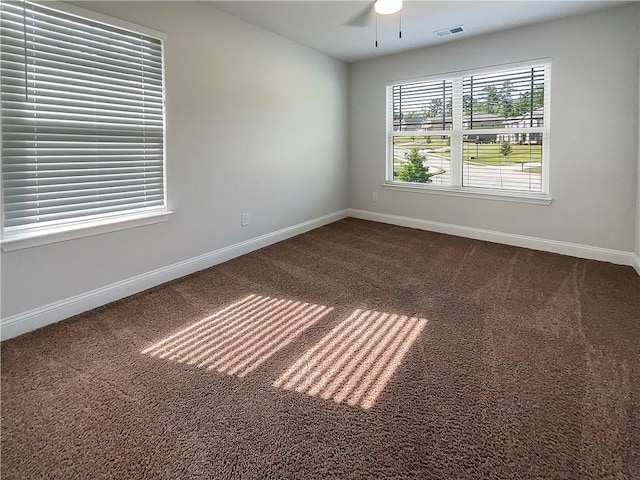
<box><xmin>0</xmin><ymin>1</ymin><xmax>170</xmax><ymax>249</ymax></box>
<box><xmin>385</xmin><ymin>59</ymin><xmax>552</xmax><ymax>203</ymax></box>
<box><xmin>1</xmin><ymin>209</ymin><xmax>172</xmax><ymax>251</ymax></box>
<box><xmin>383</xmin><ymin>182</ymin><xmax>552</xmax><ymax>205</ymax></box>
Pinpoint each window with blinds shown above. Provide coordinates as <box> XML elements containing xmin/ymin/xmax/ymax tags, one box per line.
<box><xmin>391</xmin><ymin>79</ymin><xmax>453</xmax><ymax>186</ymax></box>
<box><xmin>1</xmin><ymin>1</ymin><xmax>166</xmax><ymax>239</ymax></box>
<box><xmin>387</xmin><ymin>62</ymin><xmax>550</xmax><ymax>196</ymax></box>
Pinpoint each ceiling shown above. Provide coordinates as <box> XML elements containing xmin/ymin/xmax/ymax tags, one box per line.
<box><xmin>211</xmin><ymin>1</ymin><xmax>628</xmax><ymax>63</ymax></box>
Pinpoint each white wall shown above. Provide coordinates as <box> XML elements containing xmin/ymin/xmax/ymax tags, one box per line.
<box><xmin>0</xmin><ymin>1</ymin><xmax>348</xmax><ymax>319</ymax></box>
<box><xmin>349</xmin><ymin>4</ymin><xmax>640</xmax><ymax>253</ymax></box>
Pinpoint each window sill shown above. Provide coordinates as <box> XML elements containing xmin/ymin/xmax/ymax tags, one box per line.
<box><xmin>383</xmin><ymin>182</ymin><xmax>553</xmax><ymax>205</ymax></box>
<box><xmin>1</xmin><ymin>210</ymin><xmax>173</xmax><ymax>252</ymax></box>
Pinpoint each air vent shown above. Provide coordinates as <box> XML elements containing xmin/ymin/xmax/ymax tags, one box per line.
<box><xmin>434</xmin><ymin>25</ymin><xmax>465</xmax><ymax>38</ymax></box>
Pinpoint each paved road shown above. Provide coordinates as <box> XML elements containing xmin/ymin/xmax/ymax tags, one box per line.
<box><xmin>396</xmin><ymin>146</ymin><xmax>542</xmax><ymax>192</ymax></box>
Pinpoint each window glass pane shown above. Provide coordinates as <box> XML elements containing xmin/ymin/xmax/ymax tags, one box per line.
<box><xmin>463</xmin><ymin>66</ymin><xmax>545</xmax><ymax>130</ymax></box>
<box><xmin>392</xmin><ymin>80</ymin><xmax>453</xmax><ymax>132</ymax></box>
<box><xmin>393</xmin><ymin>135</ymin><xmax>451</xmax><ymax>185</ymax></box>
<box><xmin>462</xmin><ymin>135</ymin><xmax>543</xmax><ymax>192</ymax></box>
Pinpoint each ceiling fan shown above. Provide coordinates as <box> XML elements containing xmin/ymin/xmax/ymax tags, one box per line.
<box><xmin>345</xmin><ymin>0</ymin><xmax>403</xmax><ymax>27</ymax></box>
<box><xmin>345</xmin><ymin>0</ymin><xmax>403</xmax><ymax>46</ymax></box>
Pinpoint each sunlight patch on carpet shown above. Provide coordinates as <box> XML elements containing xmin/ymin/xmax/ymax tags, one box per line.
<box><xmin>273</xmin><ymin>309</ymin><xmax>427</xmax><ymax>410</ymax></box>
<box><xmin>141</xmin><ymin>294</ymin><xmax>333</xmax><ymax>377</ymax></box>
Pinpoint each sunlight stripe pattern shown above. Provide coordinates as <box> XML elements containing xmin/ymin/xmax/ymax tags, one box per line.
<box><xmin>142</xmin><ymin>294</ymin><xmax>332</xmax><ymax>377</ymax></box>
<box><xmin>273</xmin><ymin>309</ymin><xmax>427</xmax><ymax>410</ymax></box>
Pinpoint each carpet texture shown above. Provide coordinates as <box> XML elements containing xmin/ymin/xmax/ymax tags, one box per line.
<box><xmin>2</xmin><ymin>218</ymin><xmax>639</xmax><ymax>479</ymax></box>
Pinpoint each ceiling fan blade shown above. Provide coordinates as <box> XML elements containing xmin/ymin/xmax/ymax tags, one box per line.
<box><xmin>344</xmin><ymin>2</ymin><xmax>375</xmax><ymax>27</ymax></box>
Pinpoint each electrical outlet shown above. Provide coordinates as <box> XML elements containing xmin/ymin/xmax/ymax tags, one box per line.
<box><xmin>241</xmin><ymin>213</ymin><xmax>249</xmax><ymax>226</ymax></box>
<box><xmin>373</xmin><ymin>192</ymin><xmax>379</xmax><ymax>202</ymax></box>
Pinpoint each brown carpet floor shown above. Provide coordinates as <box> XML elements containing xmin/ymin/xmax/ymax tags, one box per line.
<box><xmin>2</xmin><ymin>218</ymin><xmax>639</xmax><ymax>479</ymax></box>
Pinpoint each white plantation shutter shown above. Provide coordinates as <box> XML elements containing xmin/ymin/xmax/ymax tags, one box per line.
<box><xmin>1</xmin><ymin>1</ymin><xmax>166</xmax><ymax>234</ymax></box>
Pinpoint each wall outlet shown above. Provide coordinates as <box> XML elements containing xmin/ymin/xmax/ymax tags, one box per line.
<box><xmin>241</xmin><ymin>212</ymin><xmax>249</xmax><ymax>226</ymax></box>
<box><xmin>372</xmin><ymin>192</ymin><xmax>379</xmax><ymax>202</ymax></box>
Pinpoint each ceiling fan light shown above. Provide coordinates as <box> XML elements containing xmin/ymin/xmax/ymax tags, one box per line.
<box><xmin>375</xmin><ymin>0</ymin><xmax>402</xmax><ymax>15</ymax></box>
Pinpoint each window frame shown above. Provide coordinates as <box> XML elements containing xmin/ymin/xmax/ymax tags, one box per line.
<box><xmin>0</xmin><ymin>1</ymin><xmax>171</xmax><ymax>251</ymax></box>
<box><xmin>384</xmin><ymin>60</ymin><xmax>552</xmax><ymax>204</ymax></box>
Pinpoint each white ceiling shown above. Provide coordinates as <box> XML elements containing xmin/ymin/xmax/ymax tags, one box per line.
<box><xmin>211</xmin><ymin>0</ymin><xmax>629</xmax><ymax>63</ymax></box>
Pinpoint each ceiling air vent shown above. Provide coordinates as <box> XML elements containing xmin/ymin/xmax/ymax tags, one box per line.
<box><xmin>434</xmin><ymin>25</ymin><xmax>465</xmax><ymax>38</ymax></box>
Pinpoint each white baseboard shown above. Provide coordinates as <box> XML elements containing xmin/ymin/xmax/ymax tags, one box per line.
<box><xmin>348</xmin><ymin>209</ymin><xmax>638</xmax><ymax>269</ymax></box>
<box><xmin>634</xmin><ymin>253</ymin><xmax>640</xmax><ymax>276</ymax></box>
<box><xmin>1</xmin><ymin>210</ymin><xmax>348</xmax><ymax>341</ymax></box>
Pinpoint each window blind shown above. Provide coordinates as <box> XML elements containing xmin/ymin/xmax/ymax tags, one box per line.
<box><xmin>462</xmin><ymin>66</ymin><xmax>545</xmax><ymax>129</ymax></box>
<box><xmin>392</xmin><ymin>80</ymin><xmax>453</xmax><ymax>132</ymax></box>
<box><xmin>1</xmin><ymin>1</ymin><xmax>165</xmax><ymax>233</ymax></box>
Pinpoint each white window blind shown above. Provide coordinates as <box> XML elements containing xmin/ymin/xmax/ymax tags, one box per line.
<box><xmin>1</xmin><ymin>1</ymin><xmax>166</xmax><ymax>235</ymax></box>
<box><xmin>392</xmin><ymin>80</ymin><xmax>453</xmax><ymax>132</ymax></box>
<box><xmin>463</xmin><ymin>66</ymin><xmax>545</xmax><ymax>129</ymax></box>
<box><xmin>387</xmin><ymin>62</ymin><xmax>550</xmax><ymax>196</ymax></box>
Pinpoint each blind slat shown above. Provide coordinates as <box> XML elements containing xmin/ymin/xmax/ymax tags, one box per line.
<box><xmin>5</xmin><ymin>183</ymin><xmax>164</xmax><ymax>203</ymax></box>
<box><xmin>5</xmin><ymin>192</ymin><xmax>165</xmax><ymax>214</ymax></box>
<box><xmin>4</xmin><ymin>176</ymin><xmax>164</xmax><ymax>194</ymax></box>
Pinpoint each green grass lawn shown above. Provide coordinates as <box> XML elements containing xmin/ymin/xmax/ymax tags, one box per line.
<box><xmin>394</xmin><ymin>136</ymin><xmax>451</xmax><ymax>161</ymax></box>
<box><xmin>463</xmin><ymin>142</ymin><xmax>541</xmax><ymax>166</ymax></box>
<box><xmin>393</xmin><ymin>136</ymin><xmax>542</xmax><ymax>168</ymax></box>
<box><xmin>394</xmin><ymin>136</ymin><xmax>450</xmax><ymax>149</ymax></box>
